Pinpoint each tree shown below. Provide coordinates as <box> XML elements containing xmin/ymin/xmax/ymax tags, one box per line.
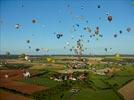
<box><xmin>20</xmin><ymin>53</ymin><xmax>26</xmax><ymax>58</ymax></box>
<box><xmin>6</xmin><ymin>52</ymin><xmax>10</xmax><ymax>56</ymax></box>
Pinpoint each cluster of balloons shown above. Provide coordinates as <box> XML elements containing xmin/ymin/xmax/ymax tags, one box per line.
<box><xmin>113</xmin><ymin>27</ymin><xmax>132</xmax><ymax>38</ymax></box>
<box><xmin>104</xmin><ymin>48</ymin><xmax>112</xmax><ymax>52</ymax></box>
<box><xmin>12</xmin><ymin>0</ymin><xmax>133</xmax><ymax>56</ymax></box>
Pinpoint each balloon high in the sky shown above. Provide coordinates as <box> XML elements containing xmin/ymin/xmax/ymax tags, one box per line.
<box><xmin>105</xmin><ymin>48</ymin><xmax>107</xmax><ymax>52</ymax></box>
<box><xmin>56</xmin><ymin>33</ymin><xmax>63</xmax><ymax>39</ymax></box>
<box><xmin>32</xmin><ymin>19</ymin><xmax>36</xmax><ymax>23</ymax></box>
<box><xmin>76</xmin><ymin>24</ymin><xmax>80</xmax><ymax>27</ymax></box>
<box><xmin>126</xmin><ymin>27</ymin><xmax>131</xmax><ymax>32</ymax></box>
<box><xmin>108</xmin><ymin>16</ymin><xmax>112</xmax><ymax>22</ymax></box>
<box><xmin>26</xmin><ymin>40</ymin><xmax>30</xmax><ymax>43</ymax></box>
<box><xmin>15</xmin><ymin>24</ymin><xmax>21</xmax><ymax>29</ymax></box>
<box><xmin>119</xmin><ymin>30</ymin><xmax>123</xmax><ymax>34</ymax></box>
<box><xmin>35</xmin><ymin>48</ymin><xmax>40</xmax><ymax>52</ymax></box>
<box><xmin>98</xmin><ymin>5</ymin><xmax>101</xmax><ymax>8</ymax></box>
<box><xmin>114</xmin><ymin>34</ymin><xmax>117</xmax><ymax>38</ymax></box>
<box><xmin>95</xmin><ymin>26</ymin><xmax>99</xmax><ymax>35</ymax></box>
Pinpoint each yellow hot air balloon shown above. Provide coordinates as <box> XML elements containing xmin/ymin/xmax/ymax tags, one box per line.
<box><xmin>116</xmin><ymin>54</ymin><xmax>120</xmax><ymax>58</ymax></box>
<box><xmin>115</xmin><ymin>53</ymin><xmax>122</xmax><ymax>60</ymax></box>
<box><xmin>52</xmin><ymin>60</ymin><xmax>55</xmax><ymax>63</ymax></box>
<box><xmin>47</xmin><ymin>57</ymin><xmax>52</xmax><ymax>62</ymax></box>
<box><xmin>47</xmin><ymin>57</ymin><xmax>55</xmax><ymax>63</ymax></box>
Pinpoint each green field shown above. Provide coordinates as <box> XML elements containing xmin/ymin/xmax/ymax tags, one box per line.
<box><xmin>22</xmin><ymin>77</ymin><xmax>61</xmax><ymax>88</ymax></box>
<box><xmin>0</xmin><ymin>56</ymin><xmax>134</xmax><ymax>100</ymax></box>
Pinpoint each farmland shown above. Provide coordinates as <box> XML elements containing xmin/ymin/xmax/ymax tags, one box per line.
<box><xmin>0</xmin><ymin>55</ymin><xmax>134</xmax><ymax>100</ymax></box>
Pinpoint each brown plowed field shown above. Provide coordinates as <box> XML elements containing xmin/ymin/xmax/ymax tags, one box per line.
<box><xmin>0</xmin><ymin>81</ymin><xmax>47</xmax><ymax>95</ymax></box>
<box><xmin>118</xmin><ymin>80</ymin><xmax>134</xmax><ymax>100</ymax></box>
<box><xmin>0</xmin><ymin>69</ymin><xmax>48</xmax><ymax>95</ymax></box>
<box><xmin>0</xmin><ymin>91</ymin><xmax>32</xmax><ymax>100</ymax></box>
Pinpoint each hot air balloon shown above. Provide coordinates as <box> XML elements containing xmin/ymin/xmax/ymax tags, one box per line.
<box><xmin>114</xmin><ymin>34</ymin><xmax>117</xmax><ymax>38</ymax></box>
<box><xmin>99</xmin><ymin>34</ymin><xmax>103</xmax><ymax>37</ymax></box>
<box><xmin>108</xmin><ymin>16</ymin><xmax>112</xmax><ymax>22</ymax></box>
<box><xmin>47</xmin><ymin>57</ymin><xmax>52</xmax><ymax>62</ymax></box>
<box><xmin>71</xmin><ymin>35</ymin><xmax>74</xmax><ymax>39</ymax></box>
<box><xmin>69</xmin><ymin>49</ymin><xmax>73</xmax><ymax>52</ymax></box>
<box><xmin>119</xmin><ymin>30</ymin><xmax>122</xmax><ymax>34</ymax></box>
<box><xmin>66</xmin><ymin>42</ymin><xmax>69</xmax><ymax>46</ymax></box>
<box><xmin>35</xmin><ymin>48</ymin><xmax>40</xmax><ymax>52</ymax></box>
<box><xmin>76</xmin><ymin>24</ymin><xmax>80</xmax><ymax>27</ymax></box>
<box><xmin>98</xmin><ymin>5</ymin><xmax>101</xmax><ymax>8</ymax></box>
<box><xmin>32</xmin><ymin>19</ymin><xmax>36</xmax><ymax>23</ymax></box>
<box><xmin>26</xmin><ymin>40</ymin><xmax>30</xmax><ymax>43</ymax></box>
<box><xmin>126</xmin><ymin>27</ymin><xmax>131</xmax><ymax>32</ymax></box>
<box><xmin>15</xmin><ymin>24</ymin><xmax>21</xmax><ymax>29</ymax></box>
<box><xmin>81</xmin><ymin>5</ymin><xmax>84</xmax><ymax>10</ymax></box>
<box><xmin>105</xmin><ymin>48</ymin><xmax>107</xmax><ymax>52</ymax></box>
<box><xmin>96</xmin><ymin>27</ymin><xmax>99</xmax><ymax>32</ymax></box>
<box><xmin>56</xmin><ymin>33</ymin><xmax>63</xmax><ymax>39</ymax></box>
<box><xmin>84</xmin><ymin>27</ymin><xmax>86</xmax><ymax>30</ymax></box>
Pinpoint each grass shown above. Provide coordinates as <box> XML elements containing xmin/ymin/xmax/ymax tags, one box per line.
<box><xmin>21</xmin><ymin>77</ymin><xmax>61</xmax><ymax>88</ymax></box>
<box><xmin>106</xmin><ymin>76</ymin><xmax>133</xmax><ymax>88</ymax></box>
<box><xmin>63</xmin><ymin>89</ymin><xmax>121</xmax><ymax>100</ymax></box>
<box><xmin>102</xmin><ymin>67</ymin><xmax>134</xmax><ymax>89</ymax></box>
<box><xmin>116</xmin><ymin>67</ymin><xmax>134</xmax><ymax>76</ymax></box>
<box><xmin>2</xmin><ymin>58</ymin><xmax>134</xmax><ymax>100</ymax></box>
<box><xmin>91</xmin><ymin>79</ymin><xmax>110</xmax><ymax>89</ymax></box>
<box><xmin>87</xmin><ymin>73</ymin><xmax>110</xmax><ymax>89</ymax></box>
<box><xmin>92</xmin><ymin>64</ymin><xmax>108</xmax><ymax>70</ymax></box>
